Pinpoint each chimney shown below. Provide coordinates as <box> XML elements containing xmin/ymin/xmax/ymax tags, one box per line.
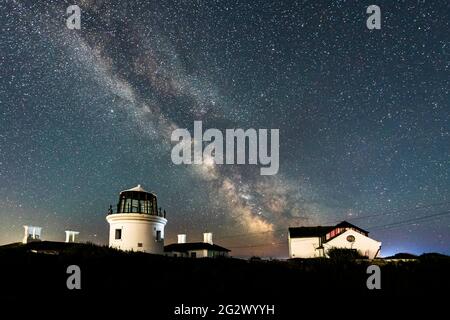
<box><xmin>23</xmin><ymin>225</ymin><xmax>42</xmax><ymax>244</ymax></box>
<box><xmin>65</xmin><ymin>230</ymin><xmax>80</xmax><ymax>243</ymax></box>
<box><xmin>177</xmin><ymin>234</ymin><xmax>186</xmax><ymax>244</ymax></box>
<box><xmin>203</xmin><ymin>232</ymin><xmax>213</xmax><ymax>244</ymax></box>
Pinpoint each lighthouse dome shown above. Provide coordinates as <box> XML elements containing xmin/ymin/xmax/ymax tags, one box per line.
<box><xmin>115</xmin><ymin>184</ymin><xmax>161</xmax><ymax>216</ymax></box>
<box><xmin>120</xmin><ymin>184</ymin><xmax>153</xmax><ymax>194</ymax></box>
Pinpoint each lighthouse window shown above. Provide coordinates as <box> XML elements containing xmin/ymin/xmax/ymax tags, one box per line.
<box><xmin>137</xmin><ymin>243</ymin><xmax>143</xmax><ymax>247</ymax></box>
<box><xmin>141</xmin><ymin>200</ymin><xmax>149</xmax><ymax>214</ymax></box>
<box><xmin>152</xmin><ymin>199</ymin><xmax>157</xmax><ymax>214</ymax></box>
<box><xmin>118</xmin><ymin>198</ymin><xmax>125</xmax><ymax>213</ymax></box>
<box><xmin>124</xmin><ymin>198</ymin><xmax>132</xmax><ymax>212</ymax></box>
<box><xmin>156</xmin><ymin>230</ymin><xmax>162</xmax><ymax>241</ymax></box>
<box><xmin>115</xmin><ymin>229</ymin><xmax>122</xmax><ymax>240</ymax></box>
<box><xmin>131</xmin><ymin>199</ymin><xmax>139</xmax><ymax>213</ymax></box>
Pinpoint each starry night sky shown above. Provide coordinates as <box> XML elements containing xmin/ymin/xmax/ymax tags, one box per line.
<box><xmin>0</xmin><ymin>0</ymin><xmax>449</xmax><ymax>257</ymax></box>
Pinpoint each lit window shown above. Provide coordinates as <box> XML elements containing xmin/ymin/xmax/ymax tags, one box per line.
<box><xmin>131</xmin><ymin>200</ymin><xmax>139</xmax><ymax>213</ymax></box>
<box><xmin>141</xmin><ymin>201</ymin><xmax>149</xmax><ymax>214</ymax></box>
<box><xmin>124</xmin><ymin>199</ymin><xmax>132</xmax><ymax>212</ymax></box>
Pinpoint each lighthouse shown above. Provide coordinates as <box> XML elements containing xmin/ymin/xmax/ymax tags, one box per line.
<box><xmin>106</xmin><ymin>184</ymin><xmax>167</xmax><ymax>254</ymax></box>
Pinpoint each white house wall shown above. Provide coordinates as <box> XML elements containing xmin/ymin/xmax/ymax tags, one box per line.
<box><xmin>288</xmin><ymin>237</ymin><xmax>321</xmax><ymax>258</ymax></box>
<box><xmin>322</xmin><ymin>229</ymin><xmax>381</xmax><ymax>259</ymax></box>
<box><xmin>182</xmin><ymin>249</ymin><xmax>205</xmax><ymax>258</ymax></box>
<box><xmin>107</xmin><ymin>213</ymin><xmax>167</xmax><ymax>254</ymax></box>
<box><xmin>167</xmin><ymin>249</ymin><xmax>229</xmax><ymax>258</ymax></box>
<box><xmin>166</xmin><ymin>251</ymin><xmax>187</xmax><ymax>257</ymax></box>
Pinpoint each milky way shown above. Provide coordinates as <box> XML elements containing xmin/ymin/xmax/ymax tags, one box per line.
<box><xmin>0</xmin><ymin>0</ymin><xmax>449</xmax><ymax>256</ymax></box>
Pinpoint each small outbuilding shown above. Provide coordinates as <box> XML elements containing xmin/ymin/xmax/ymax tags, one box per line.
<box><xmin>165</xmin><ymin>232</ymin><xmax>230</xmax><ymax>258</ymax></box>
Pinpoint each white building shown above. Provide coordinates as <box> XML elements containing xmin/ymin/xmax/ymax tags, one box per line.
<box><xmin>106</xmin><ymin>184</ymin><xmax>167</xmax><ymax>254</ymax></box>
<box><xmin>165</xmin><ymin>232</ymin><xmax>230</xmax><ymax>258</ymax></box>
<box><xmin>65</xmin><ymin>230</ymin><xmax>80</xmax><ymax>243</ymax></box>
<box><xmin>288</xmin><ymin>221</ymin><xmax>381</xmax><ymax>259</ymax></box>
<box><xmin>23</xmin><ymin>225</ymin><xmax>42</xmax><ymax>244</ymax></box>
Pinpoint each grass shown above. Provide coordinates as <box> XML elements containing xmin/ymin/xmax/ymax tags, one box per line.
<box><xmin>0</xmin><ymin>241</ymin><xmax>448</xmax><ymax>302</ymax></box>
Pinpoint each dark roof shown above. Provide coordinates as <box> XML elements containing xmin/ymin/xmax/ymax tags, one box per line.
<box><xmin>289</xmin><ymin>221</ymin><xmax>369</xmax><ymax>239</ymax></box>
<box><xmin>335</xmin><ymin>221</ymin><xmax>369</xmax><ymax>234</ymax></box>
<box><xmin>288</xmin><ymin>226</ymin><xmax>334</xmax><ymax>238</ymax></box>
<box><xmin>164</xmin><ymin>242</ymin><xmax>230</xmax><ymax>253</ymax></box>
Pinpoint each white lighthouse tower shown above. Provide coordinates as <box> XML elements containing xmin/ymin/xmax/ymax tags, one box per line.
<box><xmin>106</xmin><ymin>184</ymin><xmax>167</xmax><ymax>254</ymax></box>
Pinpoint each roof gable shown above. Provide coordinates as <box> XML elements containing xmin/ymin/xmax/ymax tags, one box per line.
<box><xmin>324</xmin><ymin>229</ymin><xmax>380</xmax><ymax>245</ymax></box>
<box><xmin>335</xmin><ymin>221</ymin><xmax>369</xmax><ymax>234</ymax></box>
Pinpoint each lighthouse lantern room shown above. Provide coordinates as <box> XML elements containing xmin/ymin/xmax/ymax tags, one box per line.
<box><xmin>106</xmin><ymin>184</ymin><xmax>167</xmax><ymax>254</ymax></box>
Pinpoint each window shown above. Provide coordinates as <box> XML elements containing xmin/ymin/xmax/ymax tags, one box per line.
<box><xmin>124</xmin><ymin>198</ymin><xmax>132</xmax><ymax>212</ymax></box>
<box><xmin>141</xmin><ymin>200</ymin><xmax>149</xmax><ymax>214</ymax></box>
<box><xmin>346</xmin><ymin>235</ymin><xmax>355</xmax><ymax>243</ymax></box>
<box><xmin>152</xmin><ymin>199</ymin><xmax>157</xmax><ymax>215</ymax></box>
<box><xmin>156</xmin><ymin>230</ymin><xmax>161</xmax><ymax>241</ymax></box>
<box><xmin>137</xmin><ymin>243</ymin><xmax>143</xmax><ymax>247</ymax></box>
<box><xmin>131</xmin><ymin>199</ymin><xmax>139</xmax><ymax>213</ymax></box>
<box><xmin>190</xmin><ymin>252</ymin><xmax>197</xmax><ymax>258</ymax></box>
<box><xmin>118</xmin><ymin>198</ymin><xmax>126</xmax><ymax>213</ymax></box>
<box><xmin>115</xmin><ymin>229</ymin><xmax>122</xmax><ymax>240</ymax></box>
